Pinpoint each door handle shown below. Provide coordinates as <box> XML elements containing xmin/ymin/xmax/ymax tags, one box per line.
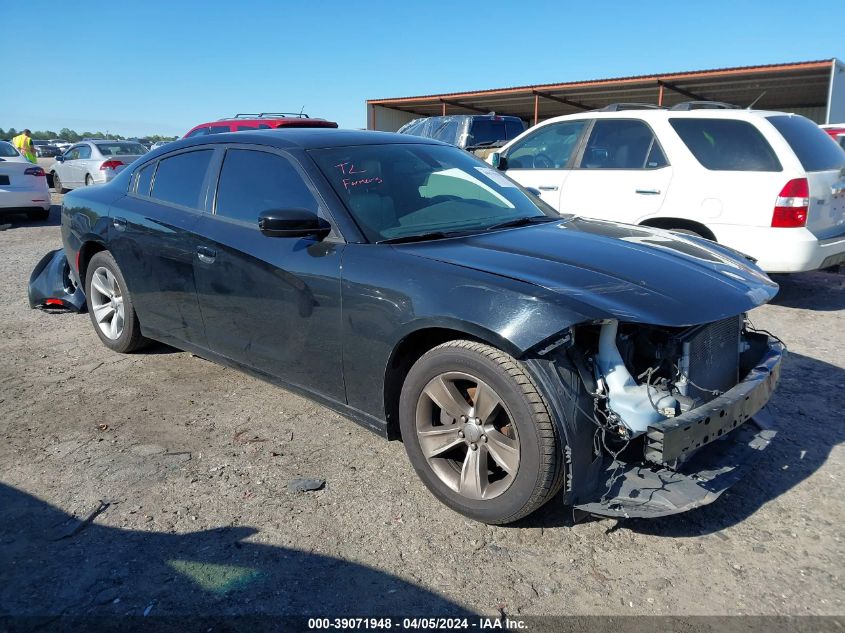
<box><xmin>538</xmin><ymin>185</ymin><xmax>559</xmax><ymax>191</ymax></box>
<box><xmin>112</xmin><ymin>217</ymin><xmax>127</xmax><ymax>231</ymax></box>
<box><xmin>196</xmin><ymin>246</ymin><xmax>217</xmax><ymax>264</ymax></box>
<box><xmin>635</xmin><ymin>189</ymin><xmax>661</xmax><ymax>195</ymax></box>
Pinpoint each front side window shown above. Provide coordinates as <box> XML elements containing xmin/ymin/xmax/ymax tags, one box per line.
<box><xmin>505</xmin><ymin>120</ymin><xmax>588</xmax><ymax>169</ymax></box>
<box><xmin>186</xmin><ymin>127</ymin><xmax>209</xmax><ymax>138</ymax></box>
<box><xmin>310</xmin><ymin>143</ymin><xmax>556</xmax><ymax>242</ymax></box>
<box><xmin>65</xmin><ymin>147</ymin><xmax>80</xmax><ymax>161</ymax></box>
<box><xmin>670</xmin><ymin>118</ymin><xmax>781</xmax><ymax>171</ymax></box>
<box><xmin>767</xmin><ymin>115</ymin><xmax>845</xmax><ymax>172</ymax></box>
<box><xmin>579</xmin><ymin>119</ymin><xmax>667</xmax><ymax>169</ymax></box>
<box><xmin>151</xmin><ymin>150</ymin><xmax>213</xmax><ymax>209</ymax></box>
<box><xmin>208</xmin><ymin>126</ymin><xmax>231</xmax><ymax>134</ymax></box>
<box><xmin>214</xmin><ymin>149</ymin><xmax>318</xmax><ymax>223</ymax></box>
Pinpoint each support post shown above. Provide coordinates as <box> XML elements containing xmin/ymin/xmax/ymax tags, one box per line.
<box><xmin>534</xmin><ymin>93</ymin><xmax>539</xmax><ymax>126</ymax></box>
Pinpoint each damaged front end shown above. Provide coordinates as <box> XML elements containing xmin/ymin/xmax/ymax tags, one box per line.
<box><xmin>528</xmin><ymin>316</ymin><xmax>784</xmax><ymax>519</ymax></box>
<box><xmin>28</xmin><ymin>249</ymin><xmax>86</xmax><ymax>312</ymax></box>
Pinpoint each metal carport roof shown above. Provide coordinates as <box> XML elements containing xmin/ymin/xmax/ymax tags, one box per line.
<box><xmin>367</xmin><ymin>59</ymin><xmax>840</xmax><ymax>129</ymax></box>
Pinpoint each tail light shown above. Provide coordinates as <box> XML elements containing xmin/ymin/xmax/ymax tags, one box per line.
<box><xmin>24</xmin><ymin>166</ymin><xmax>45</xmax><ymax>177</ymax></box>
<box><xmin>772</xmin><ymin>178</ymin><xmax>809</xmax><ymax>228</ymax></box>
<box><xmin>100</xmin><ymin>160</ymin><xmax>124</xmax><ymax>170</ymax></box>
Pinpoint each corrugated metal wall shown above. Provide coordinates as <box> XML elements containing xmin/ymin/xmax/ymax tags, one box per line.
<box><xmin>368</xmin><ymin>105</ymin><xmax>418</xmax><ymax>132</ymax></box>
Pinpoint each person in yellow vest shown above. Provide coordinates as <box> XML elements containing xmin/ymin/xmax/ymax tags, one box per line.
<box><xmin>11</xmin><ymin>129</ymin><xmax>37</xmax><ymax>164</ymax></box>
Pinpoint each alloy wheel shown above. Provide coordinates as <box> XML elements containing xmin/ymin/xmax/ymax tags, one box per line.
<box><xmin>414</xmin><ymin>371</ymin><xmax>520</xmax><ymax>500</ymax></box>
<box><xmin>89</xmin><ymin>266</ymin><xmax>125</xmax><ymax>340</ymax></box>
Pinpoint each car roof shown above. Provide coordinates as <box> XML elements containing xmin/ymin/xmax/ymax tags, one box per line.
<box><xmin>169</xmin><ymin>128</ymin><xmax>445</xmax><ymax>151</ymax></box>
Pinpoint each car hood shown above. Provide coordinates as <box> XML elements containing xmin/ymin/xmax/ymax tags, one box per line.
<box><xmin>399</xmin><ymin>217</ymin><xmax>778</xmax><ymax>327</ymax></box>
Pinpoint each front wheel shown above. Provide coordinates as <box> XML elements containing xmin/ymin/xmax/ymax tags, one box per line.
<box><xmin>399</xmin><ymin>340</ymin><xmax>564</xmax><ymax>524</ymax></box>
<box><xmin>84</xmin><ymin>251</ymin><xmax>148</xmax><ymax>353</ymax></box>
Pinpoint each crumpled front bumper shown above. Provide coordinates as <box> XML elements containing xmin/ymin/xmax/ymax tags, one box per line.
<box><xmin>575</xmin><ymin>335</ymin><xmax>783</xmax><ymax>519</ymax></box>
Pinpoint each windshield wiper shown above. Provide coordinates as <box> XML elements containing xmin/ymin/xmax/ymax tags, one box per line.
<box><xmin>484</xmin><ymin>216</ymin><xmax>559</xmax><ymax>231</ymax></box>
<box><xmin>378</xmin><ymin>231</ymin><xmax>454</xmax><ymax>245</ymax></box>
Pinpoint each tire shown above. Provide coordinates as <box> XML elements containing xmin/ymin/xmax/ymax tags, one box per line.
<box><xmin>84</xmin><ymin>251</ymin><xmax>148</xmax><ymax>353</ymax></box>
<box><xmin>399</xmin><ymin>340</ymin><xmax>563</xmax><ymax>524</ymax></box>
<box><xmin>27</xmin><ymin>208</ymin><xmax>50</xmax><ymax>222</ymax></box>
<box><xmin>85</xmin><ymin>174</ymin><xmax>94</xmax><ymax>186</ymax></box>
<box><xmin>52</xmin><ymin>172</ymin><xmax>66</xmax><ymax>194</ymax></box>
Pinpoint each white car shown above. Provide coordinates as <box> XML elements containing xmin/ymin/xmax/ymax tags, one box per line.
<box><xmin>50</xmin><ymin>140</ymin><xmax>147</xmax><ymax>192</ymax></box>
<box><xmin>0</xmin><ymin>141</ymin><xmax>51</xmax><ymax>221</ymax></box>
<box><xmin>490</xmin><ymin>105</ymin><xmax>845</xmax><ymax>273</ymax></box>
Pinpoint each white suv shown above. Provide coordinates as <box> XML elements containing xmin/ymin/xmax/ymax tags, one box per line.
<box><xmin>490</xmin><ymin>106</ymin><xmax>845</xmax><ymax>273</ymax></box>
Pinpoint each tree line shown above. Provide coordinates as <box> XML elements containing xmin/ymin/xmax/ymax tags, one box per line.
<box><xmin>0</xmin><ymin>127</ymin><xmax>178</xmax><ymax>143</ymax></box>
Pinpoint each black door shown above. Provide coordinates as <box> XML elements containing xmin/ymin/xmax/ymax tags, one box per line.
<box><xmin>192</xmin><ymin>146</ymin><xmax>345</xmax><ymax>401</ymax></box>
<box><xmin>109</xmin><ymin>148</ymin><xmax>216</xmax><ymax>348</ymax></box>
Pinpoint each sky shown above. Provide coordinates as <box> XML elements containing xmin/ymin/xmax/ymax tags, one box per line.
<box><xmin>0</xmin><ymin>0</ymin><xmax>842</xmax><ymax>138</ymax></box>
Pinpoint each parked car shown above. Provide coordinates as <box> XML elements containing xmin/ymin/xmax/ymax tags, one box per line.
<box><xmin>398</xmin><ymin>114</ymin><xmax>525</xmax><ymax>152</ymax></box>
<box><xmin>32</xmin><ymin>141</ymin><xmax>61</xmax><ymax>158</ymax></box>
<box><xmin>489</xmin><ymin>104</ymin><xmax>845</xmax><ymax>273</ymax></box>
<box><xmin>48</xmin><ymin>139</ymin><xmax>72</xmax><ymax>151</ymax></box>
<box><xmin>149</xmin><ymin>141</ymin><xmax>171</xmax><ymax>151</ymax></box>
<box><xmin>50</xmin><ymin>141</ymin><xmax>148</xmax><ymax>192</ymax></box>
<box><xmin>184</xmin><ymin>112</ymin><xmax>338</xmax><ymax>138</ymax></box>
<box><xmin>0</xmin><ymin>140</ymin><xmax>50</xmax><ymax>221</ymax></box>
<box><xmin>61</xmin><ymin>128</ymin><xmax>783</xmax><ymax>524</ymax></box>
<box><xmin>821</xmin><ymin>124</ymin><xmax>845</xmax><ymax>150</ymax></box>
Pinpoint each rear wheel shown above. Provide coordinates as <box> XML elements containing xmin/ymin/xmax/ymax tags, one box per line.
<box><xmin>85</xmin><ymin>174</ymin><xmax>94</xmax><ymax>186</ymax></box>
<box><xmin>84</xmin><ymin>251</ymin><xmax>147</xmax><ymax>353</ymax></box>
<box><xmin>52</xmin><ymin>172</ymin><xmax>66</xmax><ymax>194</ymax></box>
<box><xmin>399</xmin><ymin>340</ymin><xmax>563</xmax><ymax>524</ymax></box>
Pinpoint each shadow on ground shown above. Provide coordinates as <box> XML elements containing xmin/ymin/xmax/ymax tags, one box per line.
<box><xmin>0</xmin><ymin>483</ymin><xmax>471</xmax><ymax>619</ymax></box>
<box><xmin>0</xmin><ymin>204</ymin><xmax>61</xmax><ymax>230</ymax></box>
<box><xmin>769</xmin><ymin>270</ymin><xmax>845</xmax><ymax>311</ymax></box>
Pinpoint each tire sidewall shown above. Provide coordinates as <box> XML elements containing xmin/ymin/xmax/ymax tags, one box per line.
<box><xmin>84</xmin><ymin>251</ymin><xmax>138</xmax><ymax>353</ymax></box>
<box><xmin>399</xmin><ymin>345</ymin><xmax>550</xmax><ymax>523</ymax></box>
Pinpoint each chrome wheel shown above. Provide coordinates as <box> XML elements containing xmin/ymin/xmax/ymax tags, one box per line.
<box><xmin>89</xmin><ymin>266</ymin><xmax>125</xmax><ymax>340</ymax></box>
<box><xmin>415</xmin><ymin>371</ymin><xmax>520</xmax><ymax>500</ymax></box>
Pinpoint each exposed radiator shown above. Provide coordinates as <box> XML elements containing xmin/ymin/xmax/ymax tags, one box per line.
<box><xmin>679</xmin><ymin>316</ymin><xmax>741</xmax><ymax>404</ymax></box>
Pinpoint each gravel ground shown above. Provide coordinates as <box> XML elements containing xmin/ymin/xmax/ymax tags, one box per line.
<box><xmin>0</xmin><ymin>199</ymin><xmax>842</xmax><ymax>619</ymax></box>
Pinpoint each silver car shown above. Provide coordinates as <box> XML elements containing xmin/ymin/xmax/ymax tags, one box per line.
<box><xmin>50</xmin><ymin>141</ymin><xmax>147</xmax><ymax>192</ymax></box>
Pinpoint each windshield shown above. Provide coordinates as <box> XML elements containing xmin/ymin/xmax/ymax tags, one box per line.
<box><xmin>96</xmin><ymin>142</ymin><xmax>147</xmax><ymax>156</ymax></box>
<box><xmin>0</xmin><ymin>141</ymin><xmax>19</xmax><ymax>157</ymax></box>
<box><xmin>309</xmin><ymin>143</ymin><xmax>556</xmax><ymax>242</ymax></box>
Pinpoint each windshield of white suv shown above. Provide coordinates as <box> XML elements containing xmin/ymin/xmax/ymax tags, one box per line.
<box><xmin>669</xmin><ymin>118</ymin><xmax>782</xmax><ymax>171</ymax></box>
<box><xmin>310</xmin><ymin>143</ymin><xmax>557</xmax><ymax>242</ymax></box>
<box><xmin>767</xmin><ymin>115</ymin><xmax>845</xmax><ymax>172</ymax></box>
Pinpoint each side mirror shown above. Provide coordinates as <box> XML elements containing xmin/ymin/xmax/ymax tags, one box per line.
<box><xmin>258</xmin><ymin>209</ymin><xmax>331</xmax><ymax>239</ymax></box>
<box><xmin>490</xmin><ymin>152</ymin><xmax>507</xmax><ymax>170</ymax></box>
<box><xmin>55</xmin><ymin>155</ymin><xmax>65</xmax><ymax>162</ymax></box>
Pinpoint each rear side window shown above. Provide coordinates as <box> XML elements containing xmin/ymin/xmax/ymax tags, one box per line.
<box><xmin>214</xmin><ymin>149</ymin><xmax>318</xmax><ymax>223</ymax></box>
<box><xmin>767</xmin><ymin>115</ymin><xmax>845</xmax><ymax>172</ymax></box>
<box><xmin>506</xmin><ymin>120</ymin><xmax>588</xmax><ymax>169</ymax></box>
<box><xmin>579</xmin><ymin>119</ymin><xmax>667</xmax><ymax>169</ymax></box>
<box><xmin>670</xmin><ymin>118</ymin><xmax>781</xmax><ymax>171</ymax></box>
<box><xmin>151</xmin><ymin>150</ymin><xmax>213</xmax><ymax>209</ymax></box>
<box><xmin>134</xmin><ymin>162</ymin><xmax>155</xmax><ymax>196</ymax></box>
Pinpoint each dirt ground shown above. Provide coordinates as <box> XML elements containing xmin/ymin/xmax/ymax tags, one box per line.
<box><xmin>0</xmin><ymin>198</ymin><xmax>843</xmax><ymax>620</ymax></box>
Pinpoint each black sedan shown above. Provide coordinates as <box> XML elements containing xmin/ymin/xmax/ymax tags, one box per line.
<box><xmin>61</xmin><ymin>129</ymin><xmax>783</xmax><ymax>524</ymax></box>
